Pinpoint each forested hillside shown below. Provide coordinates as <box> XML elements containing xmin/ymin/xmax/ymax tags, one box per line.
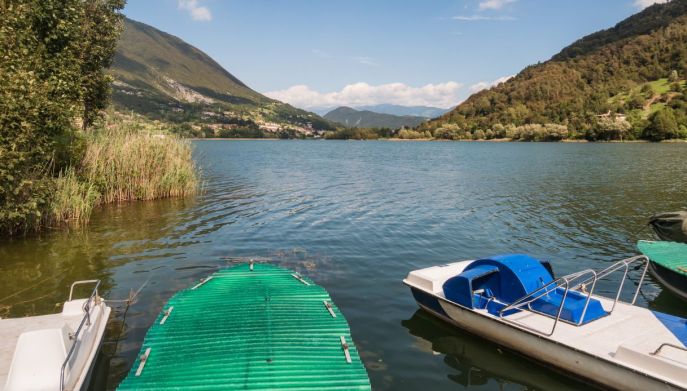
<box><xmin>111</xmin><ymin>18</ymin><xmax>334</xmax><ymax>136</ymax></box>
<box><xmin>422</xmin><ymin>0</ymin><xmax>687</xmax><ymax>141</ymax></box>
<box><xmin>324</xmin><ymin>107</ymin><xmax>427</xmax><ymax>129</ymax></box>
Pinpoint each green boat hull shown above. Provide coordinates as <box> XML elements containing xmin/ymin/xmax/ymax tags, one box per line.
<box><xmin>638</xmin><ymin>240</ymin><xmax>687</xmax><ymax>301</ymax></box>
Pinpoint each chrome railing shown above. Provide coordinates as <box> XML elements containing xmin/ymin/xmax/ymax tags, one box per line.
<box><xmin>60</xmin><ymin>280</ymin><xmax>101</xmax><ymax>391</ymax></box>
<box><xmin>497</xmin><ymin>255</ymin><xmax>649</xmax><ymax>336</ymax></box>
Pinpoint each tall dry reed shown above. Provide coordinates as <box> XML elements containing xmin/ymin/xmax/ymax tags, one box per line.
<box><xmin>49</xmin><ymin>121</ymin><xmax>199</xmax><ymax>227</ymax></box>
<box><xmin>51</xmin><ymin>167</ymin><xmax>101</xmax><ymax>226</ymax></box>
<box><xmin>82</xmin><ymin>126</ymin><xmax>198</xmax><ymax>203</ymax></box>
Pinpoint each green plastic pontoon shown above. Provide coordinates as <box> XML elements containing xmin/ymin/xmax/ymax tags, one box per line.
<box><xmin>118</xmin><ymin>263</ymin><xmax>370</xmax><ymax>390</ymax></box>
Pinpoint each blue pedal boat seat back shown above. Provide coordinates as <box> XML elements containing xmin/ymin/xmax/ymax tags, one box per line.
<box><xmin>443</xmin><ymin>254</ymin><xmax>607</xmax><ymax>324</ymax></box>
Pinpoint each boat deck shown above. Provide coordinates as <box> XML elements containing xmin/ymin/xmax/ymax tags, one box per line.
<box><xmin>117</xmin><ymin>263</ymin><xmax>370</xmax><ymax>390</ymax></box>
<box><xmin>0</xmin><ymin>305</ymin><xmax>84</xmax><ymax>387</ymax></box>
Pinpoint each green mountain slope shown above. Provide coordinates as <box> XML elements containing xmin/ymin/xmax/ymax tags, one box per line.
<box><xmin>423</xmin><ymin>0</ymin><xmax>687</xmax><ymax>141</ymax></box>
<box><xmin>324</xmin><ymin>106</ymin><xmax>427</xmax><ymax>129</ymax></box>
<box><xmin>110</xmin><ymin>18</ymin><xmax>332</xmax><ymax>131</ymax></box>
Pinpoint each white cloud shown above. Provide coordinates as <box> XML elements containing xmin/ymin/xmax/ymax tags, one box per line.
<box><xmin>264</xmin><ymin>82</ymin><xmax>464</xmax><ymax>110</ymax></box>
<box><xmin>633</xmin><ymin>0</ymin><xmax>669</xmax><ymax>9</ymax></box>
<box><xmin>470</xmin><ymin>75</ymin><xmax>514</xmax><ymax>93</ymax></box>
<box><xmin>178</xmin><ymin>0</ymin><xmax>212</xmax><ymax>22</ymax></box>
<box><xmin>453</xmin><ymin>15</ymin><xmax>516</xmax><ymax>21</ymax></box>
<box><xmin>312</xmin><ymin>49</ymin><xmax>332</xmax><ymax>59</ymax></box>
<box><xmin>479</xmin><ymin>0</ymin><xmax>516</xmax><ymax>10</ymax></box>
<box><xmin>353</xmin><ymin>56</ymin><xmax>380</xmax><ymax>67</ymax></box>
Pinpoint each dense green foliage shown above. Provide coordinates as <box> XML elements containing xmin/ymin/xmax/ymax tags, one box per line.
<box><xmin>422</xmin><ymin>0</ymin><xmax>687</xmax><ymax>141</ymax></box>
<box><xmin>81</xmin><ymin>0</ymin><xmax>126</xmax><ymax>129</ymax></box>
<box><xmin>324</xmin><ymin>127</ymin><xmax>395</xmax><ymax>140</ymax></box>
<box><xmin>324</xmin><ymin>106</ymin><xmax>427</xmax><ymax>129</ymax></box>
<box><xmin>0</xmin><ymin>0</ymin><xmax>124</xmax><ymax>235</ymax></box>
<box><xmin>111</xmin><ymin>18</ymin><xmax>334</xmax><ymax>131</ymax></box>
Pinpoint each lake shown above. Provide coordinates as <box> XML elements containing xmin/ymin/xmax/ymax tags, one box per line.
<box><xmin>1</xmin><ymin>140</ymin><xmax>686</xmax><ymax>390</ymax></box>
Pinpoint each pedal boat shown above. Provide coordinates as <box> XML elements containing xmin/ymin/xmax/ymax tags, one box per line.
<box><xmin>0</xmin><ymin>280</ymin><xmax>111</xmax><ymax>391</ymax></box>
<box><xmin>403</xmin><ymin>254</ymin><xmax>687</xmax><ymax>390</ymax></box>
<box><xmin>639</xmin><ymin>240</ymin><xmax>687</xmax><ymax>302</ymax></box>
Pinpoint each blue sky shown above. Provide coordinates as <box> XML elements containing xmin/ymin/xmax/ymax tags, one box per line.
<box><xmin>124</xmin><ymin>0</ymin><xmax>667</xmax><ymax>110</ymax></box>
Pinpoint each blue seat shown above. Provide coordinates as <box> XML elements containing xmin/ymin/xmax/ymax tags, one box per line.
<box><xmin>530</xmin><ymin>288</ymin><xmax>607</xmax><ymax>324</ymax></box>
<box><xmin>443</xmin><ymin>265</ymin><xmax>500</xmax><ymax>308</ymax></box>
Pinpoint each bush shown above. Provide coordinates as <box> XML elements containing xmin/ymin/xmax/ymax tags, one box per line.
<box><xmin>512</xmin><ymin>124</ymin><xmax>569</xmax><ymax>141</ymax></box>
<box><xmin>398</xmin><ymin>129</ymin><xmax>426</xmax><ymax>139</ymax></box>
<box><xmin>433</xmin><ymin>124</ymin><xmax>466</xmax><ymax>140</ymax></box>
<box><xmin>643</xmin><ymin>108</ymin><xmax>679</xmax><ymax>141</ymax></box>
<box><xmin>324</xmin><ymin>128</ymin><xmax>382</xmax><ymax>140</ymax></box>
<box><xmin>588</xmin><ymin>117</ymin><xmax>632</xmax><ymax>140</ymax></box>
<box><xmin>0</xmin><ymin>0</ymin><xmax>124</xmax><ymax>235</ymax></box>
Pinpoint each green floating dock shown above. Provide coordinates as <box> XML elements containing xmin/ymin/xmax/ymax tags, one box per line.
<box><xmin>118</xmin><ymin>263</ymin><xmax>370</xmax><ymax>390</ymax></box>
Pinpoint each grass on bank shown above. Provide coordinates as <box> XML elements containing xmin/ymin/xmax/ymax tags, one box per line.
<box><xmin>49</xmin><ymin>117</ymin><xmax>199</xmax><ymax>227</ymax></box>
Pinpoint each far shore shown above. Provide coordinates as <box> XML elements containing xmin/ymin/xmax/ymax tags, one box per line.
<box><xmin>188</xmin><ymin>137</ymin><xmax>687</xmax><ymax>143</ymax></box>
<box><xmin>189</xmin><ymin>137</ymin><xmax>282</xmax><ymax>141</ymax></box>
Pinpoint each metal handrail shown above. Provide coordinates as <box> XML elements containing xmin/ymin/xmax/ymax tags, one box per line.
<box><xmin>651</xmin><ymin>342</ymin><xmax>687</xmax><ymax>356</ymax></box>
<box><xmin>60</xmin><ymin>280</ymin><xmax>101</xmax><ymax>391</ymax></box>
<box><xmin>498</xmin><ymin>255</ymin><xmax>649</xmax><ymax>336</ymax></box>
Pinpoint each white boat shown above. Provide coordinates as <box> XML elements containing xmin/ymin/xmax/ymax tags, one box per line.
<box><xmin>403</xmin><ymin>254</ymin><xmax>687</xmax><ymax>390</ymax></box>
<box><xmin>0</xmin><ymin>280</ymin><xmax>111</xmax><ymax>391</ymax></box>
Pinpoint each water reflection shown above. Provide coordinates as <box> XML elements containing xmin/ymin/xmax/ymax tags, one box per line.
<box><xmin>401</xmin><ymin>310</ymin><xmax>592</xmax><ymax>391</ymax></box>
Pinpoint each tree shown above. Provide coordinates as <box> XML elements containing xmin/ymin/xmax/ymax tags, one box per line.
<box><xmin>80</xmin><ymin>0</ymin><xmax>126</xmax><ymax>130</ymax></box>
<box><xmin>593</xmin><ymin>117</ymin><xmax>632</xmax><ymax>141</ymax></box>
<box><xmin>0</xmin><ymin>0</ymin><xmax>85</xmax><ymax>234</ymax></box>
<box><xmin>626</xmin><ymin>93</ymin><xmax>646</xmax><ymax>110</ymax></box>
<box><xmin>644</xmin><ymin>108</ymin><xmax>679</xmax><ymax>141</ymax></box>
<box><xmin>669</xmin><ymin>69</ymin><xmax>680</xmax><ymax>83</ymax></box>
<box><xmin>0</xmin><ymin>0</ymin><xmax>125</xmax><ymax>234</ymax></box>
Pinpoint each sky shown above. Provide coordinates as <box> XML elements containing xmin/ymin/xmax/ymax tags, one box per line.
<box><xmin>124</xmin><ymin>0</ymin><xmax>669</xmax><ymax>110</ymax></box>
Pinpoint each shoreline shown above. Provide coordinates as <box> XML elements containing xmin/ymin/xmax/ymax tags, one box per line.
<box><xmin>189</xmin><ymin>137</ymin><xmax>686</xmax><ymax>143</ymax></box>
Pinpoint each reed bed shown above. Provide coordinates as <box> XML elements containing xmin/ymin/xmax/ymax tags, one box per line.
<box><xmin>51</xmin><ymin>168</ymin><xmax>101</xmax><ymax>226</ymax></box>
<box><xmin>82</xmin><ymin>127</ymin><xmax>198</xmax><ymax>203</ymax></box>
<box><xmin>49</xmin><ymin>120</ymin><xmax>199</xmax><ymax>227</ymax></box>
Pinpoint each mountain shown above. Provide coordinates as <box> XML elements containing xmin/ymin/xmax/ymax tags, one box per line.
<box><xmin>311</xmin><ymin>104</ymin><xmax>449</xmax><ymax>118</ymax></box>
<box><xmin>110</xmin><ymin>18</ymin><xmax>333</xmax><ymax>130</ymax></box>
<box><xmin>422</xmin><ymin>0</ymin><xmax>687</xmax><ymax>141</ymax></box>
<box><xmin>324</xmin><ymin>107</ymin><xmax>428</xmax><ymax>129</ymax></box>
<box><xmin>355</xmin><ymin>104</ymin><xmax>449</xmax><ymax>118</ymax></box>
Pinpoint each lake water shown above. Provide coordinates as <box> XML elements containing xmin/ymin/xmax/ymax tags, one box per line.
<box><xmin>1</xmin><ymin>140</ymin><xmax>687</xmax><ymax>390</ymax></box>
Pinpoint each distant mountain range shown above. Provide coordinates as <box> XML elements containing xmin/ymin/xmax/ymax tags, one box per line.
<box><xmin>323</xmin><ymin>107</ymin><xmax>428</xmax><ymax>129</ymax></box>
<box><xmin>354</xmin><ymin>104</ymin><xmax>449</xmax><ymax>118</ymax></box>
<box><xmin>312</xmin><ymin>104</ymin><xmax>448</xmax><ymax>118</ymax></box>
<box><xmin>110</xmin><ymin>18</ymin><xmax>333</xmax><ymax>130</ymax></box>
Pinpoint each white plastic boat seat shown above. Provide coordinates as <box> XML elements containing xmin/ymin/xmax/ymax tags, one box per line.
<box><xmin>529</xmin><ymin>288</ymin><xmax>608</xmax><ymax>324</ymax></box>
<box><xmin>4</xmin><ymin>324</ymin><xmax>73</xmax><ymax>391</ymax></box>
<box><xmin>405</xmin><ymin>261</ymin><xmax>473</xmax><ymax>294</ymax></box>
<box><xmin>615</xmin><ymin>338</ymin><xmax>687</xmax><ymax>382</ymax></box>
<box><xmin>62</xmin><ymin>299</ymin><xmax>88</xmax><ymax>317</ymax></box>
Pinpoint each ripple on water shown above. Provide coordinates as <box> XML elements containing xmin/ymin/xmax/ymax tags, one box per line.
<box><xmin>0</xmin><ymin>140</ymin><xmax>686</xmax><ymax>390</ymax></box>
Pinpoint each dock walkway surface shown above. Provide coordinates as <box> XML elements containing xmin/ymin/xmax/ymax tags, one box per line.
<box><xmin>118</xmin><ymin>263</ymin><xmax>370</xmax><ymax>390</ymax></box>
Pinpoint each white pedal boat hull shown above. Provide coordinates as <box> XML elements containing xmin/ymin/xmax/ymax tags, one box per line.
<box><xmin>404</xmin><ymin>259</ymin><xmax>687</xmax><ymax>391</ymax></box>
<box><xmin>0</xmin><ymin>281</ymin><xmax>110</xmax><ymax>391</ymax></box>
